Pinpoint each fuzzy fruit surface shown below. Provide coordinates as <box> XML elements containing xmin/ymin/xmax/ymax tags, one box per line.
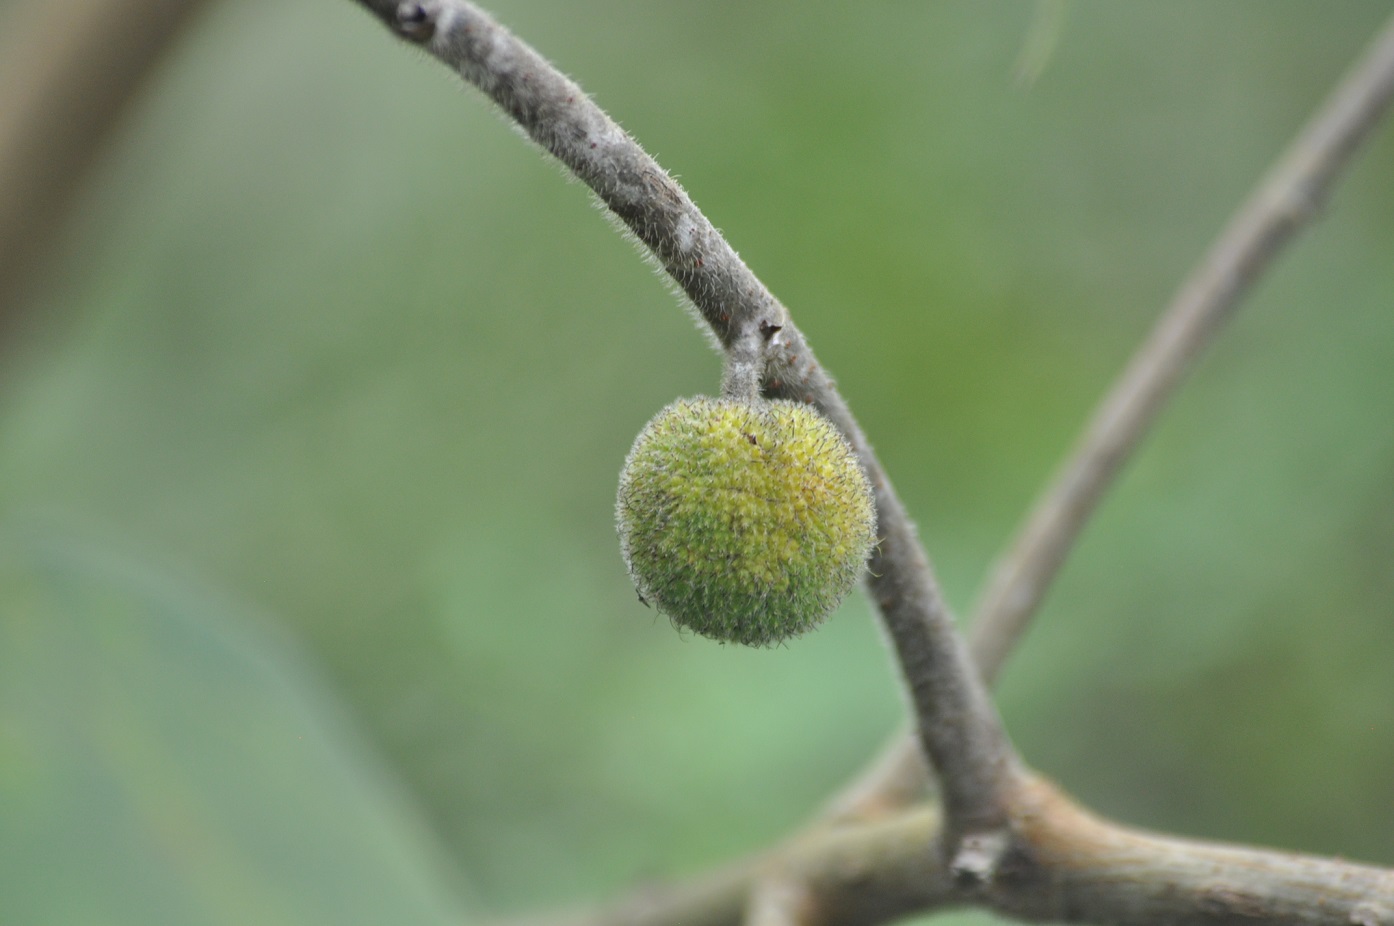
<box><xmin>617</xmin><ymin>396</ymin><xmax>877</xmax><ymax>646</ymax></box>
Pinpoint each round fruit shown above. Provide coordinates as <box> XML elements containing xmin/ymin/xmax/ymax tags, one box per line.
<box><xmin>616</xmin><ymin>396</ymin><xmax>877</xmax><ymax>646</ymax></box>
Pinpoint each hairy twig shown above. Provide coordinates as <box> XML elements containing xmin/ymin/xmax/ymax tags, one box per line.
<box><xmin>823</xmin><ymin>3</ymin><xmax>1394</xmax><ymax>825</ymax></box>
<box><xmin>351</xmin><ymin>0</ymin><xmax>1021</xmax><ymax>856</ymax></box>
<box><xmin>0</xmin><ymin>0</ymin><xmax>214</xmax><ymax>332</ymax></box>
<box><xmin>347</xmin><ymin>3</ymin><xmax>1394</xmax><ymax>925</ymax></box>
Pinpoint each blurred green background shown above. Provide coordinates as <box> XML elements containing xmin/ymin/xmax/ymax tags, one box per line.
<box><xmin>1</xmin><ymin>1</ymin><xmax>1391</xmax><ymax>923</ymax></box>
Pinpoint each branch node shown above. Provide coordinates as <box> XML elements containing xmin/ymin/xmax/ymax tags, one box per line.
<box><xmin>949</xmin><ymin>829</ymin><xmax>1013</xmax><ymax>890</ymax></box>
<box><xmin>721</xmin><ymin>320</ymin><xmax>775</xmax><ymax>401</ymax></box>
<box><xmin>746</xmin><ymin>876</ymin><xmax>819</xmax><ymax>926</ymax></box>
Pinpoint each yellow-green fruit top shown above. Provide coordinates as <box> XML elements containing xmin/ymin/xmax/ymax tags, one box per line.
<box><xmin>617</xmin><ymin>397</ymin><xmax>877</xmax><ymax>646</ymax></box>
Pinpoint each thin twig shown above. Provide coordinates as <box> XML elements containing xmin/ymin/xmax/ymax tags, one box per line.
<box><xmin>0</xmin><ymin>0</ymin><xmax>214</xmax><ymax>332</ymax></box>
<box><xmin>822</xmin><ymin>4</ymin><xmax>1394</xmax><ymax>825</ymax></box>
<box><xmin>351</xmin><ymin>0</ymin><xmax>1021</xmax><ymax>855</ymax></box>
<box><xmin>968</xmin><ymin>5</ymin><xmax>1394</xmax><ymax>683</ymax></box>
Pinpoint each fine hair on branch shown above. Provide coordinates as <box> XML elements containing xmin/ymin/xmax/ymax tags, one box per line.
<box><xmin>348</xmin><ymin>3</ymin><xmax>1394</xmax><ymax>925</ymax></box>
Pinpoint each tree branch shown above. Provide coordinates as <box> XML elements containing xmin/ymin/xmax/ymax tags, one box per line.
<box><xmin>349</xmin><ymin>0</ymin><xmax>1021</xmax><ymax>854</ymax></box>
<box><xmin>0</xmin><ymin>0</ymin><xmax>214</xmax><ymax>333</ymax></box>
<box><xmin>990</xmin><ymin>777</ymin><xmax>1394</xmax><ymax>926</ymax></box>
<box><xmin>345</xmin><ymin>3</ymin><xmax>1394</xmax><ymax>925</ymax></box>
<box><xmin>968</xmin><ymin>4</ymin><xmax>1394</xmax><ymax>683</ymax></box>
<box><xmin>821</xmin><ymin>3</ymin><xmax>1394</xmax><ymax>826</ymax></box>
<box><xmin>520</xmin><ymin>774</ymin><xmax>1394</xmax><ymax>926</ymax></box>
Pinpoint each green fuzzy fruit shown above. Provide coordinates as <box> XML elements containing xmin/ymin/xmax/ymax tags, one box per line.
<box><xmin>617</xmin><ymin>396</ymin><xmax>877</xmax><ymax>646</ymax></box>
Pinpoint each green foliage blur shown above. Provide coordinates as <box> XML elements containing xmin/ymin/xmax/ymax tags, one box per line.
<box><xmin>1</xmin><ymin>1</ymin><xmax>1391</xmax><ymax>923</ymax></box>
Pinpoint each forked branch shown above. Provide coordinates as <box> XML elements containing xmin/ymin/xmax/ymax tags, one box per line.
<box><xmin>525</xmin><ymin>773</ymin><xmax>1394</xmax><ymax>926</ymax></box>
<box><xmin>347</xmin><ymin>3</ymin><xmax>1394</xmax><ymax>925</ymax></box>
<box><xmin>351</xmin><ymin>0</ymin><xmax>1020</xmax><ymax>859</ymax></box>
<box><xmin>823</xmin><ymin>4</ymin><xmax>1394</xmax><ymax>825</ymax></box>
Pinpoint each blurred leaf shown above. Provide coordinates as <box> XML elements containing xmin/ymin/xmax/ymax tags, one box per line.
<box><xmin>0</xmin><ymin>528</ymin><xmax>469</xmax><ymax>926</ymax></box>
